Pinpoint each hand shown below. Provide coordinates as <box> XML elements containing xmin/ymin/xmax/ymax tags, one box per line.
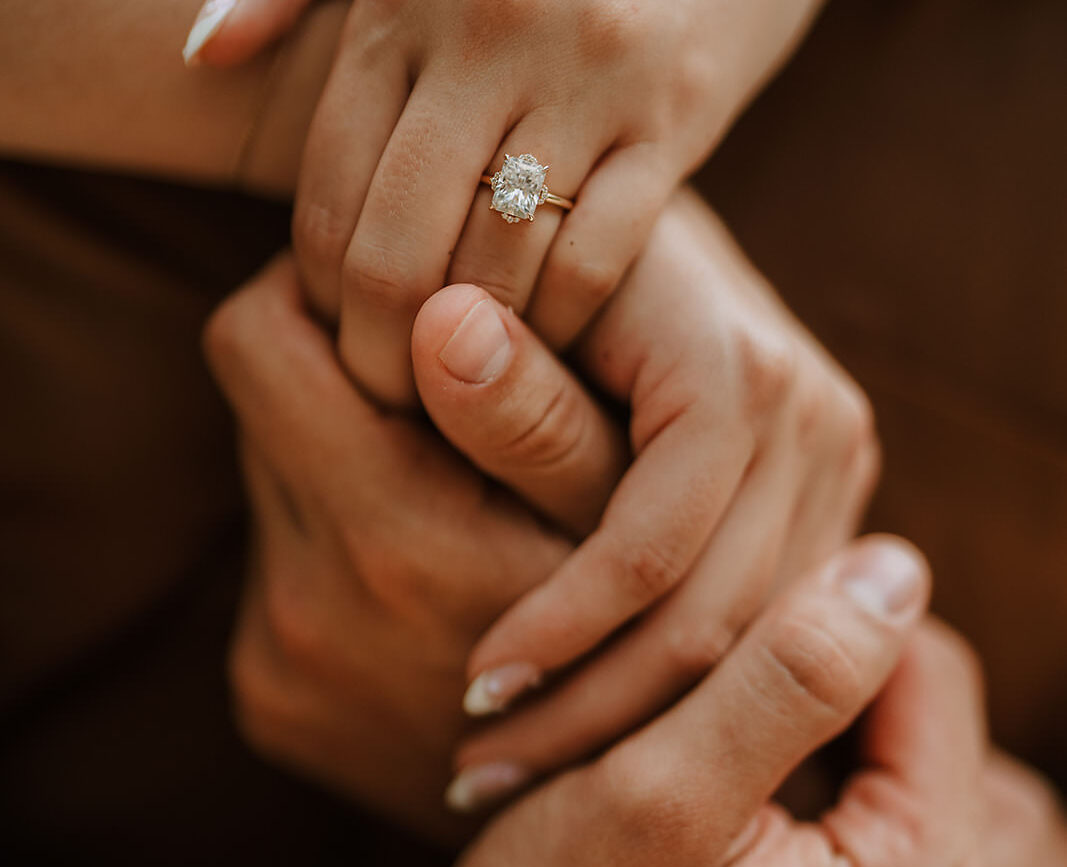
<box><xmin>414</xmin><ymin>191</ymin><xmax>880</xmax><ymax>799</ymax></box>
<box><xmin>202</xmin><ymin>252</ymin><xmax>632</xmax><ymax>841</ymax></box>
<box><xmin>187</xmin><ymin>0</ymin><xmax>823</xmax><ymax>406</ymax></box>
<box><xmin>458</xmin><ymin>534</ymin><xmax>934</xmax><ymax>865</ymax></box>
<box><xmin>459</xmin><ymin>548</ymin><xmax>1067</xmax><ymax>867</ymax></box>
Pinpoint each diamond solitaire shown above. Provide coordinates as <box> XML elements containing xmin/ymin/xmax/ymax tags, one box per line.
<box><xmin>482</xmin><ymin>154</ymin><xmax>574</xmax><ymax>224</ymax></box>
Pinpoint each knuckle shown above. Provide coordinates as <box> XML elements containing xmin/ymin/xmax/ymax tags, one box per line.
<box><xmin>663</xmin><ymin>619</ymin><xmax>737</xmax><ymax>681</ymax></box>
<box><xmin>202</xmin><ymin>276</ymin><xmax>292</xmax><ymax>378</ymax></box>
<box><xmin>460</xmin><ymin>0</ymin><xmax>543</xmax><ymax>49</ymax></box>
<box><xmin>762</xmin><ymin>609</ymin><xmax>865</xmax><ymax>721</ymax></box>
<box><xmin>577</xmin><ymin>1</ymin><xmax>649</xmax><ymax>63</ymax></box>
<box><xmin>227</xmin><ymin>623</ymin><xmax>295</xmax><ymax>759</ymax></box>
<box><xmin>448</xmin><ymin>255</ymin><xmax>527</xmax><ymax>310</ymax></box>
<box><xmin>341</xmin><ymin>243</ymin><xmax>425</xmax><ymax>314</ymax></box>
<box><xmin>736</xmin><ymin>330</ymin><xmax>798</xmax><ymax>423</ymax></box>
<box><xmin>593</xmin><ymin>749</ymin><xmax>700</xmax><ymax>858</ymax></box>
<box><xmin>339</xmin><ymin>525</ymin><xmax>438</xmax><ymax>621</ymax></box>
<box><xmin>792</xmin><ymin>378</ymin><xmax>829</xmax><ymax>453</ymax></box>
<box><xmin>201</xmin><ymin>291</ymin><xmax>249</xmax><ymax>375</ymax></box>
<box><xmin>613</xmin><ymin>538</ymin><xmax>687</xmax><ymax>606</ymax></box>
<box><xmin>545</xmin><ymin>251</ymin><xmax>619</xmax><ymax>308</ymax></box>
<box><xmin>838</xmin><ymin>773</ymin><xmax>929</xmax><ymax>865</ymax></box>
<box><xmin>837</xmin><ymin>382</ymin><xmax>879</xmax><ymax>463</ymax></box>
<box><xmin>261</xmin><ymin>570</ymin><xmax>327</xmax><ymax>670</ymax></box>
<box><xmin>292</xmin><ymin>200</ymin><xmax>351</xmax><ymax>277</ymax></box>
<box><xmin>662</xmin><ymin>581</ymin><xmax>769</xmax><ymax>681</ymax></box>
<box><xmin>493</xmin><ymin>382</ymin><xmax>589</xmax><ymax>471</ymax></box>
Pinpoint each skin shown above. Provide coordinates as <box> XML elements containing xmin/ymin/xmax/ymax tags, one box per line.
<box><xmin>205</xmin><ymin>252</ymin><xmax>1067</xmax><ymax>864</ymax></box>
<box><xmin>0</xmin><ymin>1</ymin><xmax>875</xmax><ymax>784</ymax></box>
<box><xmin>197</xmin><ymin>0</ymin><xmax>826</xmax><ymax>407</ymax></box>
<box><xmin>194</xmin><ymin>1</ymin><xmax>880</xmax><ymax>772</ymax></box>
<box><xmin>422</xmin><ymin>191</ymin><xmax>880</xmax><ymax>786</ymax></box>
<box><xmin>2</xmin><ymin>3</ymin><xmax>1063</xmax><ymax>858</ymax></box>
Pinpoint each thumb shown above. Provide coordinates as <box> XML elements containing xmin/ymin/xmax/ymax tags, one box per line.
<box><xmin>412</xmin><ymin>284</ymin><xmax>629</xmax><ymax>539</ymax></box>
<box><xmin>182</xmin><ymin>0</ymin><xmax>313</xmax><ymax>67</ymax></box>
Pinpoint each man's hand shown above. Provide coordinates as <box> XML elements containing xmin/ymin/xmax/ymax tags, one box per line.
<box><xmin>458</xmin><ymin>535</ymin><xmax>933</xmax><ymax>866</ymax></box>
<box><xmin>203</xmin><ymin>252</ymin><xmax>630</xmax><ymax>841</ymax></box>
<box><xmin>461</xmin><ymin>579</ymin><xmax>1067</xmax><ymax>867</ymax></box>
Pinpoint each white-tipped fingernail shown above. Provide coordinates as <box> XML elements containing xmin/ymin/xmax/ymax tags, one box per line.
<box><xmin>839</xmin><ymin>541</ymin><xmax>924</xmax><ymax>620</ymax></box>
<box><xmin>182</xmin><ymin>0</ymin><xmax>238</xmax><ymax>66</ymax></box>
<box><xmin>462</xmin><ymin>662</ymin><xmax>541</xmax><ymax>716</ymax></box>
<box><xmin>444</xmin><ymin>762</ymin><xmax>530</xmax><ymax>814</ymax></box>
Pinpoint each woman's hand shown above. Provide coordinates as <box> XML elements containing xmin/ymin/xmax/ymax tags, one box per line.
<box><xmin>461</xmin><ymin>577</ymin><xmax>1067</xmax><ymax>867</ymax></box>
<box><xmin>415</xmin><ymin>191</ymin><xmax>880</xmax><ymax>801</ymax></box>
<box><xmin>188</xmin><ymin>0</ymin><xmax>823</xmax><ymax>406</ymax></box>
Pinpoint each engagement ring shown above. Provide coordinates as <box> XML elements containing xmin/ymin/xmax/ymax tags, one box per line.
<box><xmin>481</xmin><ymin>153</ymin><xmax>574</xmax><ymax>224</ymax></box>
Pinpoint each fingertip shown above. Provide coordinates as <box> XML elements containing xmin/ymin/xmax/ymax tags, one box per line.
<box><xmin>413</xmin><ymin>284</ymin><xmax>494</xmax><ymax>353</ymax></box>
<box><xmin>182</xmin><ymin>0</ymin><xmax>237</xmax><ymax>67</ymax></box>
<box><xmin>413</xmin><ymin>284</ymin><xmax>516</xmax><ymax>387</ymax></box>
<box><xmin>835</xmin><ymin>534</ymin><xmax>931</xmax><ymax>624</ymax></box>
<box><xmin>184</xmin><ymin>0</ymin><xmax>310</xmax><ymax>68</ymax></box>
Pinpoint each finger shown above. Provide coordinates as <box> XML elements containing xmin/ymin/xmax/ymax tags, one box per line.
<box><xmin>290</xmin><ymin>8</ymin><xmax>411</xmax><ymax>318</ymax></box>
<box><xmin>725</xmin><ymin>810</ymin><xmax>840</xmax><ymax>865</ymax></box>
<box><xmin>458</xmin><ymin>537</ymin><xmax>928</xmax><ymax>859</ymax></box>
<box><xmin>204</xmin><ymin>254</ymin><xmax>574</xmax><ymax>619</ymax></box>
<box><xmin>183</xmin><ymin>0</ymin><xmax>313</xmax><ymax>67</ymax></box>
<box><xmin>463</xmin><ymin>402</ymin><xmax>754</xmax><ymax>712</ymax></box>
<box><xmin>821</xmin><ymin>620</ymin><xmax>986</xmax><ymax>867</ymax></box>
<box><xmin>336</xmin><ymin>82</ymin><xmax>508</xmax><ymax>407</ymax></box>
<box><xmin>446</xmin><ymin>111</ymin><xmax>602</xmax><ymax>314</ymax></box>
<box><xmin>586</xmin><ymin>536</ymin><xmax>929</xmax><ymax>860</ymax></box>
<box><xmin>774</xmin><ymin>371</ymin><xmax>880</xmax><ymax>585</ymax></box>
<box><xmin>204</xmin><ymin>254</ymin><xmax>383</xmax><ymax>481</ymax></box>
<box><xmin>526</xmin><ymin>143</ymin><xmax>674</xmax><ymax>350</ymax></box>
<box><xmin>412</xmin><ymin>283</ymin><xmax>628</xmax><ymax>538</ymax></box>
<box><xmin>452</xmin><ymin>436</ymin><xmax>802</xmax><ymax>779</ymax></box>
<box><xmin>981</xmin><ymin>752</ymin><xmax>1067</xmax><ymax>867</ymax></box>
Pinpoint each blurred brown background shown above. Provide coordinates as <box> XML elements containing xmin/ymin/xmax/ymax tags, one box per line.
<box><xmin>1</xmin><ymin>0</ymin><xmax>1064</xmax><ymax>863</ymax></box>
<box><xmin>697</xmin><ymin>0</ymin><xmax>1067</xmax><ymax>782</ymax></box>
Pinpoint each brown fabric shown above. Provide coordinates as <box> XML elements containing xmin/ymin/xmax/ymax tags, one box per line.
<box><xmin>0</xmin><ymin>0</ymin><xmax>1064</xmax><ymax>861</ymax></box>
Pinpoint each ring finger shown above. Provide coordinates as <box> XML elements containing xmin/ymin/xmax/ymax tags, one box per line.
<box><xmin>447</xmin><ymin>109</ymin><xmax>606</xmax><ymax>315</ymax></box>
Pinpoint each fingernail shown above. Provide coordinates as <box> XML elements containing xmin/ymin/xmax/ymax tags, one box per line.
<box><xmin>183</xmin><ymin>0</ymin><xmax>238</xmax><ymax>66</ymax></box>
<box><xmin>438</xmin><ymin>299</ymin><xmax>512</xmax><ymax>384</ymax></box>
<box><xmin>839</xmin><ymin>541</ymin><xmax>924</xmax><ymax>620</ymax></box>
<box><xmin>444</xmin><ymin>762</ymin><xmax>530</xmax><ymax>814</ymax></box>
<box><xmin>463</xmin><ymin>662</ymin><xmax>541</xmax><ymax>716</ymax></box>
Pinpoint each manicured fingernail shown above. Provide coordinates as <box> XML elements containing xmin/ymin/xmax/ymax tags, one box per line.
<box><xmin>444</xmin><ymin>762</ymin><xmax>530</xmax><ymax>814</ymax></box>
<box><xmin>463</xmin><ymin>662</ymin><xmax>541</xmax><ymax>716</ymax></box>
<box><xmin>438</xmin><ymin>299</ymin><xmax>512</xmax><ymax>384</ymax></box>
<box><xmin>839</xmin><ymin>541</ymin><xmax>924</xmax><ymax>619</ymax></box>
<box><xmin>183</xmin><ymin>0</ymin><xmax>238</xmax><ymax>66</ymax></box>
